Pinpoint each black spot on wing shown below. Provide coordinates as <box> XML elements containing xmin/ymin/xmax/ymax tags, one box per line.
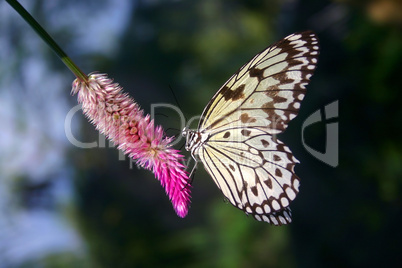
<box><xmin>261</xmin><ymin>139</ymin><xmax>270</xmax><ymax>148</ymax></box>
<box><xmin>221</xmin><ymin>84</ymin><xmax>245</xmax><ymax>101</ymax></box>
<box><xmin>249</xmin><ymin>67</ymin><xmax>264</xmax><ymax>81</ymax></box>
<box><xmin>229</xmin><ymin>164</ymin><xmax>235</xmax><ymax>172</ymax></box>
<box><xmin>275</xmin><ymin>168</ymin><xmax>282</xmax><ymax>177</ymax></box>
<box><xmin>241</xmin><ymin>129</ymin><xmax>251</xmax><ymax>136</ymax></box>
<box><xmin>251</xmin><ymin>186</ymin><xmax>258</xmax><ymax>196</ymax></box>
<box><xmin>240</xmin><ymin>113</ymin><xmax>257</xmax><ymax>124</ymax></box>
<box><xmin>264</xmin><ymin>178</ymin><xmax>272</xmax><ymax>189</ymax></box>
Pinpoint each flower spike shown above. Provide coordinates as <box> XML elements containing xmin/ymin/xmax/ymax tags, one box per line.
<box><xmin>72</xmin><ymin>73</ymin><xmax>191</xmax><ymax>218</ymax></box>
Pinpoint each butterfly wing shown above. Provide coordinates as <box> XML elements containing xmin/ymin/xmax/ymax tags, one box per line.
<box><xmin>198</xmin><ymin>127</ymin><xmax>298</xmax><ymax>225</ymax></box>
<box><xmin>198</xmin><ymin>31</ymin><xmax>319</xmax><ymax>134</ymax></box>
<box><xmin>196</xmin><ymin>31</ymin><xmax>319</xmax><ymax>225</ymax></box>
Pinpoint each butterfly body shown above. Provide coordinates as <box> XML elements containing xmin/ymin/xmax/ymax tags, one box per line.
<box><xmin>183</xmin><ymin>31</ymin><xmax>319</xmax><ymax>225</ymax></box>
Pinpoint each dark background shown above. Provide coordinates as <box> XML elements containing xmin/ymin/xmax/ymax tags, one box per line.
<box><xmin>1</xmin><ymin>0</ymin><xmax>401</xmax><ymax>267</ymax></box>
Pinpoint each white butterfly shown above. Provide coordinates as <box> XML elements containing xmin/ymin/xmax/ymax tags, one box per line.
<box><xmin>182</xmin><ymin>31</ymin><xmax>319</xmax><ymax>225</ymax></box>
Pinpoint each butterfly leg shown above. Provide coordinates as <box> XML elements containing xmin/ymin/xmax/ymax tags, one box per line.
<box><xmin>180</xmin><ymin>159</ymin><xmax>198</xmax><ymax>192</ymax></box>
<box><xmin>188</xmin><ymin>160</ymin><xmax>198</xmax><ymax>184</ymax></box>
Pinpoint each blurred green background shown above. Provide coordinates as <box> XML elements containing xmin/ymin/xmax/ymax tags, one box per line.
<box><xmin>0</xmin><ymin>0</ymin><xmax>401</xmax><ymax>267</ymax></box>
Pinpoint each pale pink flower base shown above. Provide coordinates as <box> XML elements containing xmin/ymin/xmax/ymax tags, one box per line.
<box><xmin>72</xmin><ymin>73</ymin><xmax>191</xmax><ymax>218</ymax></box>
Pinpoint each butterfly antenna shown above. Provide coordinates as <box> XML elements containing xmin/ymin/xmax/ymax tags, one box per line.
<box><xmin>154</xmin><ymin>112</ymin><xmax>168</xmax><ymax>118</ymax></box>
<box><xmin>169</xmin><ymin>85</ymin><xmax>187</xmax><ymax>122</ymax></box>
<box><xmin>165</xmin><ymin>127</ymin><xmax>181</xmax><ymax>137</ymax></box>
<box><xmin>179</xmin><ymin>142</ymin><xmax>185</xmax><ymax>150</ymax></box>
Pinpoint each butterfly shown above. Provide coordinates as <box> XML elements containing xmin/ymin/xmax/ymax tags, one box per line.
<box><xmin>182</xmin><ymin>31</ymin><xmax>319</xmax><ymax>225</ymax></box>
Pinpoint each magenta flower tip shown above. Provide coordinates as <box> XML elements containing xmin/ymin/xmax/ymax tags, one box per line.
<box><xmin>71</xmin><ymin>73</ymin><xmax>191</xmax><ymax>218</ymax></box>
<box><xmin>175</xmin><ymin>202</ymin><xmax>189</xmax><ymax>218</ymax></box>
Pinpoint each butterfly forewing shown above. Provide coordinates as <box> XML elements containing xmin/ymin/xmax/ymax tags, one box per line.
<box><xmin>186</xmin><ymin>31</ymin><xmax>319</xmax><ymax>225</ymax></box>
<box><xmin>199</xmin><ymin>31</ymin><xmax>319</xmax><ymax>135</ymax></box>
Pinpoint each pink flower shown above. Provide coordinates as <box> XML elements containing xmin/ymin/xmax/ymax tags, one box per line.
<box><xmin>71</xmin><ymin>73</ymin><xmax>191</xmax><ymax>218</ymax></box>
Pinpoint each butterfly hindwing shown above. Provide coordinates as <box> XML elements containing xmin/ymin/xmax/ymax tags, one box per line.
<box><xmin>198</xmin><ymin>127</ymin><xmax>300</xmax><ymax>224</ymax></box>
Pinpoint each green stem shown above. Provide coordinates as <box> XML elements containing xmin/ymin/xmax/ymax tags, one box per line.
<box><xmin>6</xmin><ymin>0</ymin><xmax>88</xmax><ymax>82</ymax></box>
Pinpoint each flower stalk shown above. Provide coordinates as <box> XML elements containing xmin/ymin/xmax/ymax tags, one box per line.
<box><xmin>6</xmin><ymin>0</ymin><xmax>87</xmax><ymax>81</ymax></box>
<box><xmin>7</xmin><ymin>0</ymin><xmax>191</xmax><ymax>217</ymax></box>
